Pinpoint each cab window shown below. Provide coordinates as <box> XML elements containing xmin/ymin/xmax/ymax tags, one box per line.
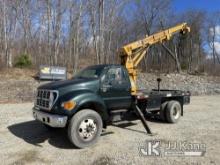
<box><xmin>104</xmin><ymin>67</ymin><xmax>125</xmax><ymax>84</ymax></box>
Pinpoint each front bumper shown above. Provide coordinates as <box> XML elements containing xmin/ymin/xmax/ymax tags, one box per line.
<box><xmin>33</xmin><ymin>108</ymin><xmax>68</xmax><ymax>128</ymax></box>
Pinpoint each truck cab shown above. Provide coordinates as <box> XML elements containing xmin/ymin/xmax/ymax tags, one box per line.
<box><xmin>34</xmin><ymin>65</ymin><xmax>132</xmax><ymax>114</ymax></box>
<box><xmin>33</xmin><ymin>65</ymin><xmax>133</xmax><ymax>148</ymax></box>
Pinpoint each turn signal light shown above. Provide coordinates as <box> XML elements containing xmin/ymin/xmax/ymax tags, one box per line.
<box><xmin>62</xmin><ymin>101</ymin><xmax>76</xmax><ymax>111</ymax></box>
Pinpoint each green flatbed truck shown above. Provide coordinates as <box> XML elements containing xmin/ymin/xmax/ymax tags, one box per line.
<box><xmin>33</xmin><ymin>64</ymin><xmax>190</xmax><ymax>148</ymax></box>
<box><xmin>33</xmin><ymin>23</ymin><xmax>191</xmax><ymax>148</ymax></box>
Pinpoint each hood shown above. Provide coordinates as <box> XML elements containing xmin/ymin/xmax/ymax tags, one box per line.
<box><xmin>38</xmin><ymin>78</ymin><xmax>99</xmax><ymax>92</ymax></box>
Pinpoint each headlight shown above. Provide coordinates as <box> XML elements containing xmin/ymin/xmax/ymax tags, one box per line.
<box><xmin>61</xmin><ymin>100</ymin><xmax>76</xmax><ymax>111</ymax></box>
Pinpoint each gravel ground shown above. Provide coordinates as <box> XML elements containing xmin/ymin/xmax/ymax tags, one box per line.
<box><xmin>0</xmin><ymin>95</ymin><xmax>220</xmax><ymax>165</ymax></box>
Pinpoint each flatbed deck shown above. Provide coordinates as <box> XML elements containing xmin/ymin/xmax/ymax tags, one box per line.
<box><xmin>132</xmin><ymin>89</ymin><xmax>191</xmax><ymax>135</ymax></box>
<box><xmin>136</xmin><ymin>89</ymin><xmax>190</xmax><ymax>97</ymax></box>
<box><xmin>134</xmin><ymin>89</ymin><xmax>190</xmax><ymax>113</ymax></box>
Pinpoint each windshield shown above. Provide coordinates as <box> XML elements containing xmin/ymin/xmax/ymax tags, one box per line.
<box><xmin>74</xmin><ymin>66</ymin><xmax>103</xmax><ymax>79</ymax></box>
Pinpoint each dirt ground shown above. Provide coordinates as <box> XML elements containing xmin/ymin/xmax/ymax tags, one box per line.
<box><xmin>0</xmin><ymin>95</ymin><xmax>220</xmax><ymax>165</ymax></box>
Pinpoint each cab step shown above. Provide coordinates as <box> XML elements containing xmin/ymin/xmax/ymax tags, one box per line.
<box><xmin>110</xmin><ymin>109</ymin><xmax>128</xmax><ymax>122</ymax></box>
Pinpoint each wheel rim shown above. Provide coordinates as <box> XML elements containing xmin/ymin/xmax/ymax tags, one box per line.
<box><xmin>173</xmin><ymin>106</ymin><xmax>180</xmax><ymax>120</ymax></box>
<box><xmin>78</xmin><ymin>118</ymin><xmax>97</xmax><ymax>141</ymax></box>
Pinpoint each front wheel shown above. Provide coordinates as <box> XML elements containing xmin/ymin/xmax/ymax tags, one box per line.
<box><xmin>68</xmin><ymin>109</ymin><xmax>103</xmax><ymax>148</ymax></box>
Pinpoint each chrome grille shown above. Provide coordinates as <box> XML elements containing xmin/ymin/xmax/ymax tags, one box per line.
<box><xmin>35</xmin><ymin>90</ymin><xmax>58</xmax><ymax>110</ymax></box>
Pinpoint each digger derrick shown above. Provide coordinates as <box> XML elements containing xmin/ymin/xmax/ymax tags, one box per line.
<box><xmin>119</xmin><ymin>23</ymin><xmax>190</xmax><ymax>95</ymax></box>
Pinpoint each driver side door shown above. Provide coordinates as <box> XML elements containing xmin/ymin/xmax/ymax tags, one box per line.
<box><xmin>99</xmin><ymin>67</ymin><xmax>132</xmax><ymax>110</ymax></box>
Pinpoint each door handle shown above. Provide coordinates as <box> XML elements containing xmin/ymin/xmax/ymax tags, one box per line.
<box><xmin>101</xmin><ymin>84</ymin><xmax>112</xmax><ymax>92</ymax></box>
<box><xmin>103</xmin><ymin>84</ymin><xmax>112</xmax><ymax>88</ymax></box>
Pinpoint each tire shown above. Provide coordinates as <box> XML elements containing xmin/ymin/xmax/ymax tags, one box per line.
<box><xmin>68</xmin><ymin>109</ymin><xmax>103</xmax><ymax>148</ymax></box>
<box><xmin>159</xmin><ymin>102</ymin><xmax>168</xmax><ymax>121</ymax></box>
<box><xmin>166</xmin><ymin>101</ymin><xmax>181</xmax><ymax>123</ymax></box>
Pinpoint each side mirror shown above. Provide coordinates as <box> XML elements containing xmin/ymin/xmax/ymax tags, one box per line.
<box><xmin>101</xmin><ymin>75</ymin><xmax>111</xmax><ymax>86</ymax></box>
<box><xmin>109</xmin><ymin>74</ymin><xmax>116</xmax><ymax>81</ymax></box>
<box><xmin>100</xmin><ymin>75</ymin><xmax>112</xmax><ymax>91</ymax></box>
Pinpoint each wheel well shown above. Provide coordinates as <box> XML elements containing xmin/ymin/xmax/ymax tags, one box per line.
<box><xmin>76</xmin><ymin>102</ymin><xmax>108</xmax><ymax>128</ymax></box>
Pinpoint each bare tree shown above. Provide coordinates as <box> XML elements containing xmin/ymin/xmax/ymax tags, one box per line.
<box><xmin>46</xmin><ymin>0</ymin><xmax>52</xmax><ymax>65</ymax></box>
<box><xmin>207</xmin><ymin>12</ymin><xmax>220</xmax><ymax>65</ymax></box>
<box><xmin>53</xmin><ymin>0</ymin><xmax>62</xmax><ymax>65</ymax></box>
<box><xmin>2</xmin><ymin>0</ymin><xmax>11</xmax><ymax>67</ymax></box>
<box><xmin>87</xmin><ymin>0</ymin><xmax>100</xmax><ymax>64</ymax></box>
<box><xmin>73</xmin><ymin>0</ymin><xmax>83</xmax><ymax>73</ymax></box>
<box><xmin>0</xmin><ymin>0</ymin><xmax>217</xmax><ymax>76</ymax></box>
<box><xmin>1</xmin><ymin>0</ymin><xmax>20</xmax><ymax>67</ymax></box>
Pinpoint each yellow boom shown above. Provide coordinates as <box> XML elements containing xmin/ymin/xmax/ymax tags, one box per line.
<box><xmin>119</xmin><ymin>23</ymin><xmax>190</xmax><ymax>95</ymax></box>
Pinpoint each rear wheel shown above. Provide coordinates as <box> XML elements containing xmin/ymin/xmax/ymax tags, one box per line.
<box><xmin>68</xmin><ymin>109</ymin><xmax>103</xmax><ymax>148</ymax></box>
<box><xmin>166</xmin><ymin>101</ymin><xmax>181</xmax><ymax>123</ymax></box>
